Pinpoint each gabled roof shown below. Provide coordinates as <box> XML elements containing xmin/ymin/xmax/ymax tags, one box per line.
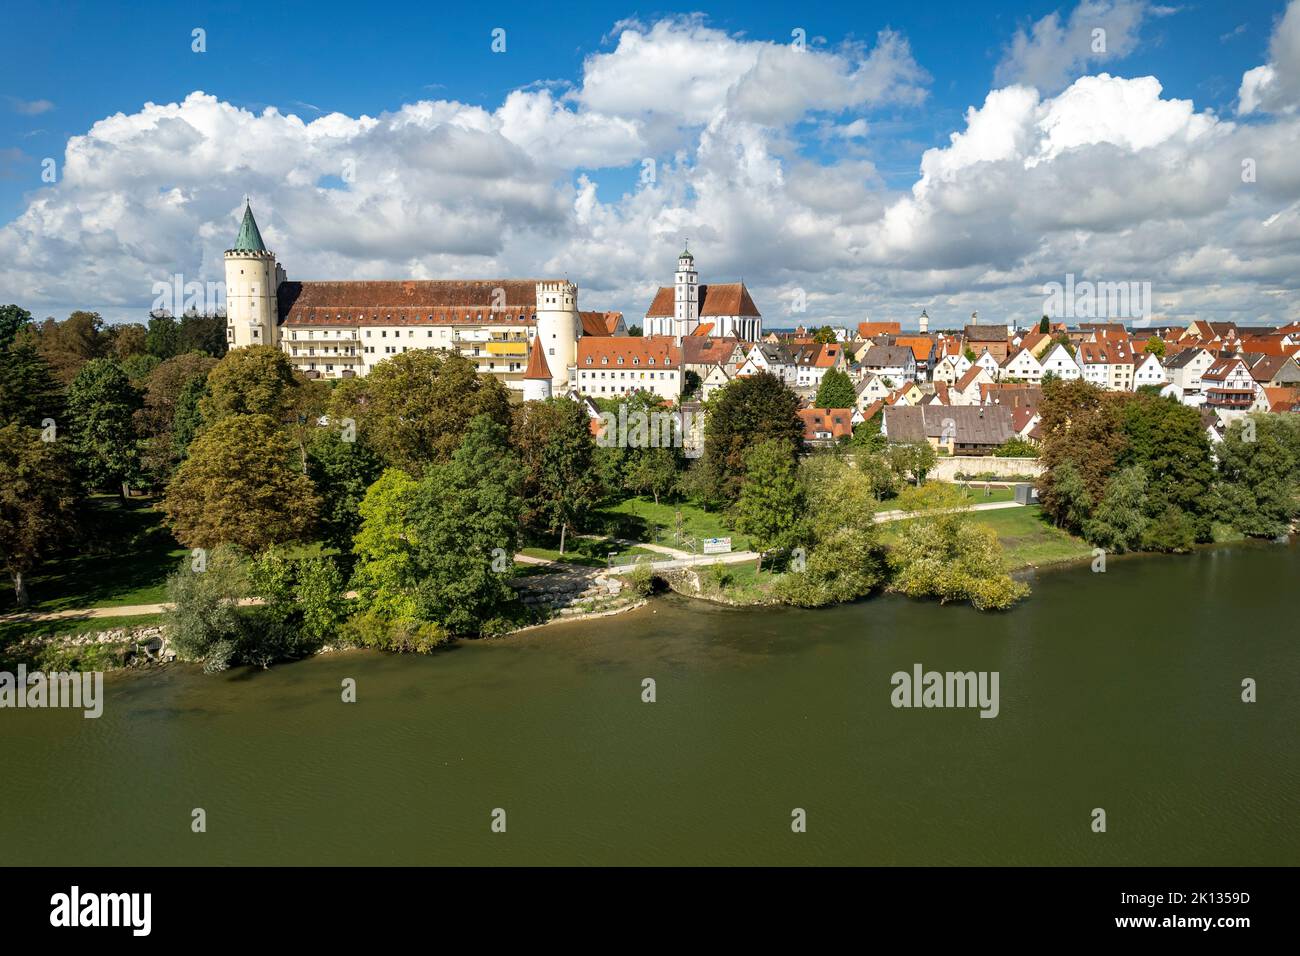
<box><xmin>862</xmin><ymin>344</ymin><xmax>915</xmax><ymax>368</ymax></box>
<box><xmin>955</xmin><ymin>365</ymin><xmax>990</xmax><ymax>391</ymax></box>
<box><xmin>857</xmin><ymin>321</ymin><xmax>902</xmax><ymax>338</ymax></box>
<box><xmin>523</xmin><ymin>335</ymin><xmax>552</xmax><ymax>380</ymax></box>
<box><xmin>578</xmin><ymin>336</ymin><xmax>681</xmax><ymax>368</ymax></box>
<box><xmin>579</xmin><ymin>311</ymin><xmax>621</xmax><ymax>336</ymax></box>
<box><xmin>798</xmin><ymin>407</ymin><xmax>854</xmax><ymax>442</ymax></box>
<box><xmin>883</xmin><ymin>405</ymin><xmax>1015</xmax><ymax>445</ymax></box>
<box><xmin>1163</xmin><ymin>346</ymin><xmax>1211</xmax><ymax>369</ymax></box>
<box><xmin>681</xmin><ymin>336</ymin><xmax>746</xmax><ymax>366</ymax></box>
<box><xmin>964</xmin><ymin>324</ymin><xmax>1007</xmax><ymax>342</ymax></box>
<box><xmin>644</xmin><ymin>282</ymin><xmax>761</xmax><ymax>318</ymax></box>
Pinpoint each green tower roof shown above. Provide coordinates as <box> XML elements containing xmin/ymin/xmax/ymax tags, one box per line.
<box><xmin>679</xmin><ymin>242</ymin><xmax>693</xmax><ymax>261</ymax></box>
<box><xmin>231</xmin><ymin>202</ymin><xmax>267</xmax><ymax>253</ymax></box>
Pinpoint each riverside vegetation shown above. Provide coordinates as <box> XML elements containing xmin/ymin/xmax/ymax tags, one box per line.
<box><xmin>3</xmin><ymin>308</ymin><xmax>1297</xmax><ymax>673</ymax></box>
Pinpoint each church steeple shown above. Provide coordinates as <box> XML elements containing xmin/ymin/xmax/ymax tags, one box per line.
<box><xmin>231</xmin><ymin>200</ymin><xmax>267</xmax><ymax>253</ymax></box>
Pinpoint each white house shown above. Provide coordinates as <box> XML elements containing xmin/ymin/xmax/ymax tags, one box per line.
<box><xmin>999</xmin><ymin>347</ymin><xmax>1043</xmax><ymax>384</ymax></box>
<box><xmin>1164</xmin><ymin>347</ymin><xmax>1216</xmax><ymax>402</ymax></box>
<box><xmin>931</xmin><ymin>352</ymin><xmax>973</xmax><ymax>386</ymax></box>
<box><xmin>1132</xmin><ymin>353</ymin><xmax>1167</xmax><ymax>390</ymax></box>
<box><xmin>1039</xmin><ymin>343</ymin><xmax>1082</xmax><ymax>381</ymax></box>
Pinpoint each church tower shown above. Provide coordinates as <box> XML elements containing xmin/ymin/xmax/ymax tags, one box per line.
<box><xmin>673</xmin><ymin>243</ymin><xmax>698</xmax><ymax>338</ymax></box>
<box><xmin>919</xmin><ymin>310</ymin><xmax>929</xmax><ymax>334</ymax></box>
<box><xmin>224</xmin><ymin>201</ymin><xmax>284</xmax><ymax>349</ymax></box>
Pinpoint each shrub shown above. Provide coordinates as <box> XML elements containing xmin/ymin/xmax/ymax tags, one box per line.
<box><xmin>343</xmin><ymin>610</ymin><xmax>449</xmax><ymax>654</ymax></box>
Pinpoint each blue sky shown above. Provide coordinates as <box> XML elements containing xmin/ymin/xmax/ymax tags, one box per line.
<box><xmin>2</xmin><ymin>0</ymin><xmax>1299</xmax><ymax>327</ymax></box>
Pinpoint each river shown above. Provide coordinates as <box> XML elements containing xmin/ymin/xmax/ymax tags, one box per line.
<box><xmin>2</xmin><ymin>540</ymin><xmax>1296</xmax><ymax>865</ymax></box>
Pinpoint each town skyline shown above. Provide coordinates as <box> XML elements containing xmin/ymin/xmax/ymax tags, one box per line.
<box><xmin>2</xmin><ymin>0</ymin><xmax>1300</xmax><ymax>328</ymax></box>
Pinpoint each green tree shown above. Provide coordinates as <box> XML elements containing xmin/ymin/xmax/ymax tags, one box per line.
<box><xmin>136</xmin><ymin>352</ymin><xmax>217</xmax><ymax>484</ymax></box>
<box><xmin>1216</xmin><ymin>414</ymin><xmax>1300</xmax><ymax>538</ymax></box>
<box><xmin>1083</xmin><ymin>465</ymin><xmax>1149</xmax><ymax>552</ymax></box>
<box><xmin>1036</xmin><ymin>378</ymin><xmax>1126</xmax><ymax>524</ymax></box>
<box><xmin>775</xmin><ymin>456</ymin><xmax>884</xmax><ymax>606</ymax></box>
<box><xmin>513</xmin><ymin>398</ymin><xmax>604</xmax><ymax>549</ymax></box>
<box><xmin>171</xmin><ymin>376</ymin><xmax>207</xmax><ymax>462</ymax></box>
<box><xmin>703</xmin><ymin>372</ymin><xmax>803</xmax><ymax>503</ymax></box>
<box><xmin>163</xmin><ymin>544</ymin><xmax>250</xmax><ymax>672</ymax></box>
<box><xmin>0</xmin><ymin>424</ymin><xmax>79</xmax><ymax>606</ymax></box>
<box><xmin>993</xmin><ymin>437</ymin><xmax>1039</xmax><ymax>458</ymax></box>
<box><xmin>328</xmin><ymin>349</ymin><xmax>511</xmax><ymax>475</ymax></box>
<box><xmin>1047</xmin><ymin>460</ymin><xmax>1093</xmax><ymax>532</ymax></box>
<box><xmin>0</xmin><ymin>344</ymin><xmax>63</xmax><ymax>429</ymax></box>
<box><xmin>351</xmin><ymin>468</ymin><xmax>423</xmax><ymax>620</ymax></box>
<box><xmin>811</xmin><ymin>326</ymin><xmax>838</xmax><ymax>344</ymax></box>
<box><xmin>625</xmin><ymin>446</ymin><xmax>681</xmax><ymax>507</ymax></box>
<box><xmin>733</xmin><ymin>438</ymin><xmax>805</xmax><ymax>571</ymax></box>
<box><xmin>886</xmin><ymin>440</ymin><xmax>937</xmax><ymax>486</ymax></box>
<box><xmin>410</xmin><ymin>415</ymin><xmax>523</xmax><ymax>635</ymax></box>
<box><xmin>815</xmin><ymin>368</ymin><xmax>857</xmax><ymax>409</ymax></box>
<box><xmin>1143</xmin><ymin>337</ymin><xmax>1166</xmax><ymax>357</ymax></box>
<box><xmin>306</xmin><ymin>428</ymin><xmax>385</xmax><ymax>557</ymax></box>
<box><xmin>146</xmin><ymin>314</ymin><xmax>181</xmax><ymax>359</ymax></box>
<box><xmin>1119</xmin><ymin>393</ymin><xmax>1216</xmax><ymax>541</ymax></box>
<box><xmin>66</xmin><ymin>358</ymin><xmax>142</xmax><ymax>496</ymax></box>
<box><xmin>889</xmin><ymin>511</ymin><xmax>1028</xmax><ymax>610</ymax></box>
<box><xmin>162</xmin><ymin>414</ymin><xmax>319</xmax><ymax>551</ymax></box>
<box><xmin>0</xmin><ymin>304</ymin><xmax>34</xmax><ymax>351</ymax></box>
<box><xmin>18</xmin><ymin>311</ymin><xmax>108</xmax><ymax>385</ymax></box>
<box><xmin>1038</xmin><ymin>315</ymin><xmax>1050</xmax><ymax>334</ymax></box>
<box><xmin>201</xmin><ymin>345</ymin><xmax>301</xmax><ymax>423</ymax></box>
<box><xmin>177</xmin><ymin>314</ymin><xmax>228</xmax><ymax>357</ymax></box>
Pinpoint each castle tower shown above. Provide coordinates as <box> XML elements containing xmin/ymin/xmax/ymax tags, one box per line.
<box><xmin>673</xmin><ymin>243</ymin><xmax>698</xmax><ymax>338</ymax></box>
<box><xmin>919</xmin><ymin>310</ymin><xmax>929</xmax><ymax>334</ymax></box>
<box><xmin>534</xmin><ymin>280</ymin><xmax>579</xmax><ymax>389</ymax></box>
<box><xmin>224</xmin><ymin>201</ymin><xmax>283</xmax><ymax>349</ymax></box>
<box><xmin>522</xmin><ymin>333</ymin><xmax>554</xmax><ymax>402</ymax></box>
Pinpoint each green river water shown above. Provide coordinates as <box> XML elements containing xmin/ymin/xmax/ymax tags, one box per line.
<box><xmin>2</xmin><ymin>540</ymin><xmax>1297</xmax><ymax>865</ymax></box>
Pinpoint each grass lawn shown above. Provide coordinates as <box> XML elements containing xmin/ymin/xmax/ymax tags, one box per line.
<box><xmin>967</xmin><ymin>506</ymin><xmax>1093</xmax><ymax>569</ymax></box>
<box><xmin>594</xmin><ymin>496</ymin><xmax>750</xmax><ymax>553</ymax></box>
<box><xmin>953</xmin><ymin>485</ymin><xmax>1016</xmax><ymax>505</ymax></box>
<box><xmin>5</xmin><ymin>496</ymin><xmax>188</xmax><ymax>615</ymax></box>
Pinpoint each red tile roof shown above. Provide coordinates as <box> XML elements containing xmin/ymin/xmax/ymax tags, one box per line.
<box><xmin>278</xmin><ymin>279</ymin><xmax>551</xmax><ymax>326</ymax></box>
<box><xmin>523</xmin><ymin>335</ymin><xmax>552</xmax><ymax>380</ymax></box>
<box><xmin>645</xmin><ymin>283</ymin><xmax>761</xmax><ymax>318</ymax></box>
<box><xmin>577</xmin><ymin>335</ymin><xmax>681</xmax><ymax>368</ymax></box>
<box><xmin>857</xmin><ymin>321</ymin><xmax>902</xmax><ymax>337</ymax></box>
<box><xmin>798</xmin><ymin>407</ymin><xmax>854</xmax><ymax>442</ymax></box>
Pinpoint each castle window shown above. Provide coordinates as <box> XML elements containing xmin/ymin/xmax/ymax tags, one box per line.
<box><xmin>601</xmin><ymin>357</ymin><xmax>608</xmax><ymax>365</ymax></box>
<box><xmin>617</xmin><ymin>357</ymin><xmax>624</xmax><ymax>365</ymax></box>
<box><xmin>586</xmin><ymin>358</ymin><xmax>592</xmax><ymax>365</ymax></box>
<box><xmin>633</xmin><ymin>358</ymin><xmax>640</xmax><ymax>365</ymax></box>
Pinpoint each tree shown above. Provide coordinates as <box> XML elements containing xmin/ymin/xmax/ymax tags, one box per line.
<box><xmin>889</xmin><ymin>511</ymin><xmax>1029</xmax><ymax>610</ymax></box>
<box><xmin>512</xmin><ymin>398</ymin><xmax>603</xmax><ymax>549</ymax></box>
<box><xmin>410</xmin><ymin>416</ymin><xmax>523</xmax><ymax>634</ymax></box>
<box><xmin>146</xmin><ymin>315</ymin><xmax>181</xmax><ymax>360</ymax></box>
<box><xmin>993</xmin><ymin>436</ymin><xmax>1039</xmax><ymax>457</ymax></box>
<box><xmin>1047</xmin><ymin>460</ymin><xmax>1092</xmax><ymax>532</ymax></box>
<box><xmin>17</xmin><ymin>311</ymin><xmax>108</xmax><ymax>384</ymax></box>
<box><xmin>815</xmin><ymin>368</ymin><xmax>857</xmax><ymax>409</ymax></box>
<box><xmin>811</xmin><ymin>326</ymin><xmax>838</xmax><ymax>344</ymax></box>
<box><xmin>627</xmin><ymin>324</ymin><xmax>643</xmax><ymax>337</ymax></box>
<box><xmin>1036</xmin><ymin>378</ymin><xmax>1126</xmax><ymax>524</ymax></box>
<box><xmin>177</xmin><ymin>313</ymin><xmax>228</xmax><ymax>357</ymax></box>
<box><xmin>201</xmin><ymin>345</ymin><xmax>301</xmax><ymax>423</ymax></box>
<box><xmin>0</xmin><ymin>304</ymin><xmax>33</xmax><ymax>351</ymax></box>
<box><xmin>162</xmin><ymin>414</ymin><xmax>319</xmax><ymax>551</ymax></box>
<box><xmin>625</xmin><ymin>447</ymin><xmax>680</xmax><ymax>507</ymax></box>
<box><xmin>163</xmin><ymin>544</ymin><xmax>250</xmax><ymax>672</ymax></box>
<box><xmin>1216</xmin><ymin>414</ymin><xmax>1300</xmax><ymax>538</ymax></box>
<box><xmin>328</xmin><ymin>349</ymin><xmax>511</xmax><ymax>475</ymax></box>
<box><xmin>1083</xmin><ymin>465</ymin><xmax>1148</xmax><ymax>552</ymax></box>
<box><xmin>1119</xmin><ymin>393</ymin><xmax>1215</xmax><ymax>542</ymax></box>
<box><xmin>775</xmin><ymin>456</ymin><xmax>884</xmax><ymax>606</ymax></box>
<box><xmin>351</xmin><ymin>468</ymin><xmax>423</xmax><ymax>620</ymax></box>
<box><xmin>733</xmin><ymin>438</ymin><xmax>805</xmax><ymax>571</ymax></box>
<box><xmin>886</xmin><ymin>440</ymin><xmax>937</xmax><ymax>486</ymax></box>
<box><xmin>108</xmin><ymin>323</ymin><xmax>148</xmax><ymax>361</ymax></box>
<box><xmin>136</xmin><ymin>352</ymin><xmax>217</xmax><ymax>484</ymax></box>
<box><xmin>1143</xmin><ymin>337</ymin><xmax>1166</xmax><ymax>357</ymax></box>
<box><xmin>683</xmin><ymin>369</ymin><xmax>702</xmax><ymax>397</ymax></box>
<box><xmin>702</xmin><ymin>372</ymin><xmax>803</xmax><ymax>503</ymax></box>
<box><xmin>306</xmin><ymin>428</ymin><xmax>384</xmax><ymax>557</ymax></box>
<box><xmin>0</xmin><ymin>424</ymin><xmax>79</xmax><ymax>606</ymax></box>
<box><xmin>66</xmin><ymin>358</ymin><xmax>142</xmax><ymax>496</ymax></box>
<box><xmin>0</xmin><ymin>344</ymin><xmax>63</xmax><ymax>429</ymax></box>
<box><xmin>1038</xmin><ymin>315</ymin><xmax>1050</xmax><ymax>334</ymax></box>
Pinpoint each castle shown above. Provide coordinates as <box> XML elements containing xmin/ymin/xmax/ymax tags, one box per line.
<box><xmin>222</xmin><ymin>201</ymin><xmax>624</xmax><ymax>398</ymax></box>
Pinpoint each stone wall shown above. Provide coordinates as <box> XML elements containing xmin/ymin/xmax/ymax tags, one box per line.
<box><xmin>928</xmin><ymin>456</ymin><xmax>1044</xmax><ymax>481</ymax></box>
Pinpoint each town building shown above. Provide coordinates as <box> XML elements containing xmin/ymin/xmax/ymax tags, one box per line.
<box><xmin>641</xmin><ymin>246</ymin><xmax>762</xmax><ymax>341</ymax></box>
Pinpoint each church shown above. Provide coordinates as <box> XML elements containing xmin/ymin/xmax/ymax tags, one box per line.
<box><xmin>222</xmin><ymin>202</ymin><xmax>624</xmax><ymax>396</ymax></box>
<box><xmin>641</xmin><ymin>246</ymin><xmax>762</xmax><ymax>342</ymax></box>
